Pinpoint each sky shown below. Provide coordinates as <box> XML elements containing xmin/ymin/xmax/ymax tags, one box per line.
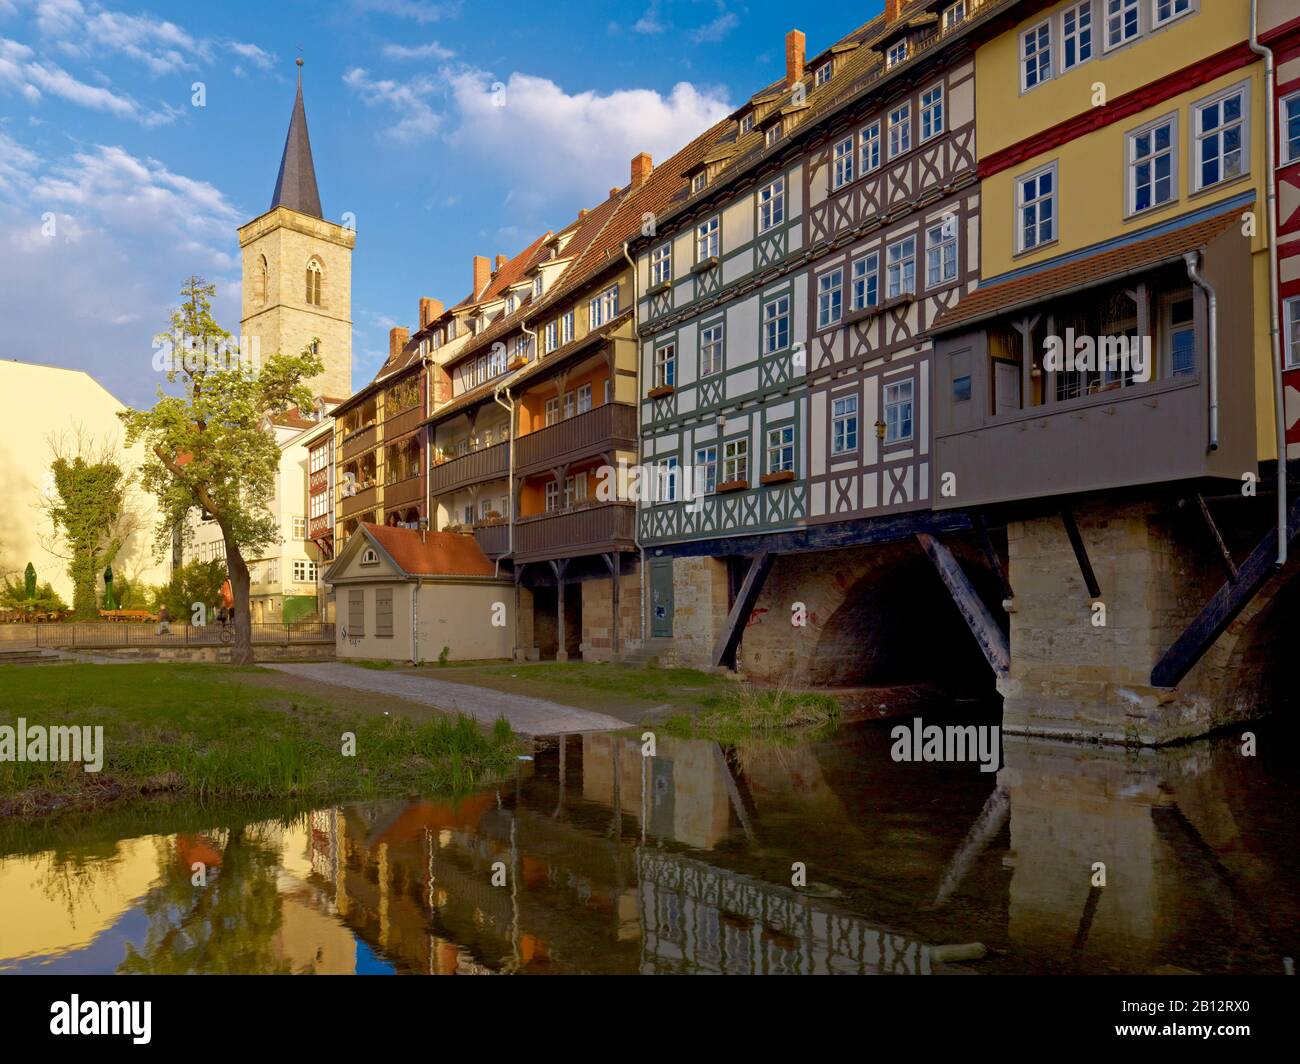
<box><xmin>0</xmin><ymin>0</ymin><xmax>886</xmax><ymax>406</ymax></box>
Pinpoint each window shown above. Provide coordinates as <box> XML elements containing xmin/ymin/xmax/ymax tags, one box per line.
<box><xmin>505</xmin><ymin>293</ymin><xmax>516</xmax><ymax>314</ymax></box>
<box><xmin>651</xmin><ymin>243</ymin><xmax>672</xmax><ymax>286</ymax></box>
<box><xmin>545</xmin><ymin>480</ymin><xmax>560</xmax><ymax>512</ymax></box>
<box><xmin>1152</xmin><ymin>0</ymin><xmax>1191</xmax><ymax>28</ymax></box>
<box><xmin>884</xmin><ymin>379</ymin><xmax>914</xmax><ymax>443</ymax></box>
<box><xmin>310</xmin><ymin>445</ymin><xmax>329</xmax><ymax>473</ymax></box>
<box><xmin>888</xmin><ymin>103</ymin><xmax>911</xmax><ymax>158</ymax></box>
<box><xmin>1164</xmin><ymin>292</ymin><xmax>1196</xmax><ymax>377</ymax></box>
<box><xmin>833</xmin><ymin>137</ymin><xmax>855</xmax><ymax>189</ymax></box>
<box><xmin>561</xmin><ymin>310</ymin><xmax>575</xmax><ymax>344</ymax></box>
<box><xmin>887</xmin><ymin>40</ymin><xmax>908</xmax><ymax>68</ymax></box>
<box><xmin>310</xmin><ymin>491</ymin><xmax>329</xmax><ymax>519</ymax></box>
<box><xmin>1104</xmin><ymin>0</ymin><xmax>1139</xmax><ymax>50</ymax></box>
<box><xmin>292</xmin><ymin>515</ymin><xmax>307</xmax><ymax>539</ymax></box>
<box><xmin>462</xmin><ymin>504</ymin><xmax>474</xmax><ymax>525</ymax></box>
<box><xmin>697</xmin><ymin>216</ymin><xmax>719</xmax><ymax>261</ymax></box>
<box><xmin>1286</xmin><ymin>297</ymin><xmax>1300</xmax><ymax>370</ymax></box>
<box><xmin>692</xmin><ymin>171</ymin><xmax>707</xmax><ymax>194</ymax></box>
<box><xmin>480</xmin><ymin>499</ymin><xmax>493</xmax><ymax>519</ymax></box>
<box><xmin>306</xmin><ymin>259</ymin><xmax>322</xmax><ymax>305</ymax></box>
<box><xmin>815</xmin><ymin>61</ymin><xmax>832</xmax><ymax>86</ymax></box>
<box><xmin>255</xmin><ymin>255</ymin><xmax>268</xmax><ymax>305</ymax></box>
<box><xmin>767</xmin><ymin>425</ymin><xmax>794</xmax><ymax>474</ymax></box>
<box><xmin>694</xmin><ymin>446</ymin><xmax>718</xmax><ymax>493</ymax></box>
<box><xmin>360</xmin><ymin>547</ymin><xmax>379</xmax><ymax>566</ymax></box>
<box><xmin>740</xmin><ymin>112</ymin><xmax>754</xmax><ymax>134</ymax></box>
<box><xmin>766</xmin><ymin>122</ymin><xmax>783</xmax><ymax>147</ymax></box>
<box><xmin>564</xmin><ymin>390</ymin><xmax>575</xmax><ymax>419</ymax></box>
<box><xmin>926</xmin><ymin>218</ymin><xmax>958</xmax><ymax>287</ymax></box>
<box><xmin>1129</xmin><ymin>116</ymin><xmax>1176</xmax><ymax>213</ymax></box>
<box><xmin>544</xmin><ymin>320</ymin><xmax>558</xmax><ymax>353</ymax></box>
<box><xmin>1022</xmin><ymin>20</ymin><xmax>1051</xmax><ymax>90</ymax></box>
<box><xmin>293</xmin><ymin>559</ymin><xmax>317</xmax><ymax>583</ymax></box>
<box><xmin>375</xmin><ymin>588</ymin><xmax>393</xmax><ymax>637</ymax></box>
<box><xmin>1194</xmin><ymin>86</ymin><xmax>1246</xmax><ymax>191</ymax></box>
<box><xmin>656</xmin><ymin>457</ymin><xmax>679</xmax><ymax>502</ymax></box>
<box><xmin>763</xmin><ymin>294</ymin><xmax>791</xmax><ymax>353</ymax></box>
<box><xmin>818</xmin><ymin>269</ymin><xmax>844</xmax><ymax>328</ymax></box>
<box><xmin>886</xmin><ymin>236</ymin><xmax>917</xmax><ymax>299</ymax></box>
<box><xmin>534</xmin><ymin>275</ymin><xmax>543</xmax><ymax>298</ymax></box>
<box><xmin>1062</xmin><ymin>2</ymin><xmax>1093</xmax><ymax>71</ymax></box>
<box><xmin>758</xmin><ymin>178</ymin><xmax>785</xmax><ymax>232</ymax></box>
<box><xmin>944</xmin><ymin>2</ymin><xmax>968</xmax><ymax>31</ymax></box>
<box><xmin>700</xmin><ymin>323</ymin><xmax>724</xmax><ymax>377</ymax></box>
<box><xmin>655</xmin><ymin>343</ymin><xmax>676</xmax><ymax>388</ymax></box>
<box><xmin>851</xmin><ymin>253</ymin><xmax>879</xmax><ymax>311</ymax></box>
<box><xmin>1017</xmin><ymin>163</ymin><xmax>1057</xmax><ymax>252</ymax></box>
<box><xmin>861</xmin><ymin>122</ymin><xmax>881</xmax><ymax>174</ymax></box>
<box><xmin>832</xmin><ymin>395</ymin><xmax>858</xmax><ymax>454</ymax></box>
<box><xmin>563</xmin><ymin>474</ymin><xmax>586</xmax><ymax>508</ymax></box>
<box><xmin>590</xmin><ymin>284</ymin><xmax>620</xmax><ymax>327</ymax></box>
<box><xmin>722</xmin><ymin>439</ymin><xmax>748</xmax><ymax>484</ymax></box>
<box><xmin>577</xmin><ymin>382</ymin><xmax>593</xmax><ymax>414</ymax></box>
<box><xmin>1284</xmin><ymin>92</ymin><xmax>1300</xmax><ymax>163</ymax></box>
<box><xmin>545</xmin><ymin>396</ymin><xmax>560</xmax><ymax>426</ymax></box>
<box><xmin>920</xmin><ymin>84</ymin><xmax>944</xmax><ymax>142</ymax></box>
<box><xmin>348</xmin><ymin>590</ymin><xmax>364</xmax><ymax>635</ymax></box>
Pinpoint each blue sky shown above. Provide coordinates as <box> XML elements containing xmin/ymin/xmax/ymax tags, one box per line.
<box><xmin>0</xmin><ymin>0</ymin><xmax>884</xmax><ymax>406</ymax></box>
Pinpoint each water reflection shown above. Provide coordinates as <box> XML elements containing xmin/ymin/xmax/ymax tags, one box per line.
<box><xmin>1</xmin><ymin>720</ymin><xmax>1296</xmax><ymax>975</ymax></box>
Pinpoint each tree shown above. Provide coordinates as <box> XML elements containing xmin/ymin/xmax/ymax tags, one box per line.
<box><xmin>41</xmin><ymin>430</ymin><xmax>137</xmax><ymax>619</ymax></box>
<box><xmin>118</xmin><ymin>276</ymin><xmax>320</xmax><ymax>664</ymax></box>
<box><xmin>159</xmin><ymin>558</ymin><xmax>227</xmax><ymax>624</ymax></box>
<box><xmin>1</xmin><ymin>577</ymin><xmax>68</xmax><ymax>615</ymax></box>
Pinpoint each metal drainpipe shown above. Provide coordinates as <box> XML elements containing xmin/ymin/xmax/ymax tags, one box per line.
<box><xmin>412</xmin><ymin>576</ymin><xmax>422</xmax><ymax>665</ymax></box>
<box><xmin>492</xmin><ymin>382</ymin><xmax>516</xmax><ymax>579</ymax></box>
<box><xmin>1250</xmin><ymin>0</ymin><xmax>1288</xmax><ymax>567</ymax></box>
<box><xmin>623</xmin><ymin>239</ymin><xmax>647</xmax><ymax>645</ymax></box>
<box><xmin>1185</xmin><ymin>251</ymin><xmax>1219</xmax><ymax>452</ymax></box>
<box><xmin>422</xmin><ymin>349</ymin><xmax>434</xmax><ymax>531</ymax></box>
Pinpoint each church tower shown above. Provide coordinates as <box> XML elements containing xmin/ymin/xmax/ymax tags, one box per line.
<box><xmin>238</xmin><ymin>60</ymin><xmax>354</xmax><ymax>400</ymax></box>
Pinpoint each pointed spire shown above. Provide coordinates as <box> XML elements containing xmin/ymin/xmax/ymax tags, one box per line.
<box><xmin>271</xmin><ymin>58</ymin><xmax>323</xmax><ymax>219</ymax></box>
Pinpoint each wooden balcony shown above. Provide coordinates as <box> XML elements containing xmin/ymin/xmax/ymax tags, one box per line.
<box><xmin>309</xmin><ymin>468</ymin><xmax>329</xmax><ymax>493</ymax></box>
<box><xmin>473</xmin><ymin>521</ymin><xmax>509</xmax><ymax>557</ymax></box>
<box><xmin>512</xmin><ymin>502</ymin><xmax>635</xmax><ymax>563</ymax></box>
<box><xmin>384</xmin><ymin>474</ymin><xmax>423</xmax><ymax>509</ymax></box>
<box><xmin>341</xmin><ymin>423</ymin><xmax>377</xmax><ymax>461</ymax></box>
<box><xmin>308</xmin><ymin>513</ymin><xmax>332</xmax><ymax>539</ymax></box>
<box><xmin>429</xmin><ymin>440</ymin><xmax>508</xmax><ymax>496</ymax></box>
<box><xmin>385</xmin><ymin>404</ymin><xmax>423</xmax><ymax>440</ymax></box>
<box><xmin>517</xmin><ymin>402</ymin><xmax>637</xmax><ymax>475</ymax></box>
<box><xmin>339</xmin><ymin>484</ymin><xmax>378</xmax><ymax>518</ymax></box>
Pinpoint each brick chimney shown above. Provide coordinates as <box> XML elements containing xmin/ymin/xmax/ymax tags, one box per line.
<box><xmin>494</xmin><ymin>254</ymin><xmax>507</xmax><ymax>273</ymax></box>
<box><xmin>631</xmin><ymin>152</ymin><xmax>653</xmax><ymax>188</ymax></box>
<box><xmin>472</xmin><ymin>255</ymin><xmax>491</xmax><ymax>297</ymax></box>
<box><xmin>886</xmin><ymin>0</ymin><xmax>905</xmax><ymax>22</ymax></box>
<box><xmin>785</xmin><ymin>28</ymin><xmax>805</xmax><ymax>89</ymax></box>
<box><xmin>389</xmin><ymin>326</ymin><xmax>409</xmax><ymax>361</ymax></box>
<box><xmin>418</xmin><ymin>297</ymin><xmax>443</xmax><ymax>330</ymax></box>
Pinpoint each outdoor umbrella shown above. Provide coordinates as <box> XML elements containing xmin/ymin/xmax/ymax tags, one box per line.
<box><xmin>103</xmin><ymin>565</ymin><xmax>118</xmax><ymax>610</ymax></box>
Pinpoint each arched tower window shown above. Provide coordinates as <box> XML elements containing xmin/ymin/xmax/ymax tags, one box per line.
<box><xmin>306</xmin><ymin>259</ymin><xmax>323</xmax><ymax>306</ymax></box>
<box><xmin>255</xmin><ymin>255</ymin><xmax>268</xmax><ymax>305</ymax></box>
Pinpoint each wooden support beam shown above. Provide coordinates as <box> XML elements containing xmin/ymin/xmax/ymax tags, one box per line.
<box><xmin>1194</xmin><ymin>493</ymin><xmax>1238</xmax><ymax>584</ymax></box>
<box><xmin>1151</xmin><ymin>495</ymin><xmax>1300</xmax><ymax>688</ymax></box>
<box><xmin>974</xmin><ymin>510</ymin><xmax>1013</xmax><ymax>601</ymax></box>
<box><xmin>550</xmin><ymin>558</ymin><xmax>569</xmax><ymax>662</ymax></box>
<box><xmin>916</xmin><ymin>533</ymin><xmax>1010</xmax><ymax>676</ymax></box>
<box><xmin>1060</xmin><ymin>506</ymin><xmax>1101</xmax><ymax>599</ymax></box>
<box><xmin>601</xmin><ymin>551</ymin><xmax>622</xmax><ymax>657</ymax></box>
<box><xmin>712</xmin><ymin>551</ymin><xmax>775</xmax><ymax>669</ymax></box>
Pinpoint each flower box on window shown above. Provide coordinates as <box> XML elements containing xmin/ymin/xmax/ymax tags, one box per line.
<box><xmin>647</xmin><ymin>384</ymin><xmax>675</xmax><ymax>399</ymax></box>
<box><xmin>716</xmin><ymin>478</ymin><xmax>749</xmax><ymax>494</ymax></box>
<box><xmin>507</xmin><ymin>355</ymin><xmax>528</xmax><ymax>371</ymax></box>
<box><xmin>760</xmin><ymin>470</ymin><xmax>796</xmax><ymax>485</ymax></box>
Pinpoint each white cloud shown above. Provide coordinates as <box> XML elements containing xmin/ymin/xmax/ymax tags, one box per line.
<box><xmin>350</xmin><ymin>0</ymin><xmax>460</xmax><ymax>23</ymax></box>
<box><xmin>381</xmin><ymin>40</ymin><xmax>454</xmax><ymax>61</ymax></box>
<box><xmin>0</xmin><ymin>36</ymin><xmax>163</xmax><ymax>121</ymax></box>
<box><xmin>633</xmin><ymin>2</ymin><xmax>667</xmax><ymax>34</ymax></box>
<box><xmin>225</xmin><ymin>40</ymin><xmax>275</xmax><ymax>71</ymax></box>
<box><xmin>343</xmin><ymin>66</ymin><xmax>442</xmax><ymax>141</ymax></box>
<box><xmin>691</xmin><ymin>12</ymin><xmax>739</xmax><ymax>44</ymax></box>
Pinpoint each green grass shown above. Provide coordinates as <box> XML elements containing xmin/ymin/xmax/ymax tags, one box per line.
<box><xmin>0</xmin><ymin>663</ymin><xmax>518</xmax><ymax>819</ymax></box>
<box><xmin>660</xmin><ymin>686</ymin><xmax>842</xmax><ymax>745</ymax></box>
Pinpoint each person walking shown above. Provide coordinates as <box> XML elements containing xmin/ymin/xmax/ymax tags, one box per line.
<box><xmin>157</xmin><ymin>603</ymin><xmax>171</xmax><ymax>636</ymax></box>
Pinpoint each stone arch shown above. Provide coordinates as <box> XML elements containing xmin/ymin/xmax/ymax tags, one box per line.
<box><xmin>255</xmin><ymin>254</ymin><xmax>268</xmax><ymax>305</ymax></box>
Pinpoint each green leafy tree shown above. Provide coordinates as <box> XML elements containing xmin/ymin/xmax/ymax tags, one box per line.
<box><xmin>118</xmin><ymin>276</ymin><xmax>320</xmax><ymax>664</ymax></box>
<box><xmin>160</xmin><ymin>558</ymin><xmax>228</xmax><ymax>624</ymax></box>
<box><xmin>1</xmin><ymin>578</ymin><xmax>68</xmax><ymax>614</ymax></box>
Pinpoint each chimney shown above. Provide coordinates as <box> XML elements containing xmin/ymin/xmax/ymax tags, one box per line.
<box><xmin>785</xmin><ymin>28</ymin><xmax>805</xmax><ymax>89</ymax></box>
<box><xmin>418</xmin><ymin>297</ymin><xmax>443</xmax><ymax>330</ymax></box>
<box><xmin>494</xmin><ymin>254</ymin><xmax>507</xmax><ymax>273</ymax></box>
<box><xmin>631</xmin><ymin>152</ymin><xmax>653</xmax><ymax>188</ymax></box>
<box><xmin>472</xmin><ymin>255</ymin><xmax>490</xmax><ymax>297</ymax></box>
<box><xmin>389</xmin><ymin>326</ymin><xmax>409</xmax><ymax>360</ymax></box>
<box><xmin>886</xmin><ymin>0</ymin><xmax>905</xmax><ymax>22</ymax></box>
<box><xmin>429</xmin><ymin>362</ymin><xmax>453</xmax><ymax>407</ymax></box>
<box><xmin>609</xmin><ymin>186</ymin><xmax>620</xmax><ymax>198</ymax></box>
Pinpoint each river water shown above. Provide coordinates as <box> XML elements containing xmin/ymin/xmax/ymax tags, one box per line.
<box><xmin>2</xmin><ymin>716</ymin><xmax>1296</xmax><ymax>975</ymax></box>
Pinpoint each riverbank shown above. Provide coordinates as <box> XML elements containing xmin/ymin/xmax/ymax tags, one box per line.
<box><xmin>0</xmin><ymin>663</ymin><xmax>518</xmax><ymax>819</ymax></box>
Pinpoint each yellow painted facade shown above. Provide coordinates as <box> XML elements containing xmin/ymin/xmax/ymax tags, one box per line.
<box><xmin>975</xmin><ymin>0</ymin><xmax>1277</xmax><ymax>457</ymax></box>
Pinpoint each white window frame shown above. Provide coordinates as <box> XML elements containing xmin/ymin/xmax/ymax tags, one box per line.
<box><xmin>561</xmin><ymin>310</ymin><xmax>575</xmax><ymax>344</ymax></box>
<box><xmin>833</xmin><ymin>136</ymin><xmax>855</xmax><ymax>190</ymax></box>
<box><xmin>766</xmin><ymin>425</ymin><xmax>795</xmax><ymax>474</ymax></box>
<box><xmin>943</xmin><ymin>2</ymin><xmax>968</xmax><ymax>32</ymax></box>
<box><xmin>692</xmin><ymin>171</ymin><xmax>706</xmax><ymax>194</ymax></box>
<box><xmin>1016</xmin><ymin>161</ymin><xmax>1058</xmax><ymax>253</ymax></box>
<box><xmin>884</xmin><ymin>379</ymin><xmax>915</xmax><ymax>443</ymax></box>
<box><xmin>816</xmin><ymin>62</ymin><xmax>832</xmax><ymax>86</ymax></box>
<box><xmin>1151</xmin><ymin>0</ymin><xmax>1192</xmax><ymax>30</ymax></box>
<box><xmin>851</xmin><ymin>252</ymin><xmax>879</xmax><ymax>311</ymax></box>
<box><xmin>740</xmin><ymin>112</ymin><xmax>754</xmax><ymax>134</ymax></box>
<box><xmin>292</xmin><ymin>515</ymin><xmax>307</xmax><ymax>539</ymax></box>
<box><xmin>831</xmin><ymin>394</ymin><xmax>858</xmax><ymax>455</ymax></box>
<box><xmin>888</xmin><ymin>102</ymin><xmax>911</xmax><ymax>158</ymax></box>
<box><xmin>763</xmin><ymin>293</ymin><xmax>791</xmax><ymax>354</ymax></box>
<box><xmin>651</xmin><ymin>243</ymin><xmax>672</xmax><ymax>287</ymax></box>
<box><xmin>1061</xmin><ymin>1</ymin><xmax>1094</xmax><ymax>72</ymax></box>
<box><xmin>722</xmin><ymin>438</ymin><xmax>748</xmax><ymax>484</ymax></box>
<box><xmin>920</xmin><ymin>84</ymin><xmax>944</xmax><ymax>142</ymax></box>
<box><xmin>694</xmin><ymin>446</ymin><xmax>718</xmax><ymax>493</ymax></box>
<box><xmin>544</xmin><ymin>320</ymin><xmax>558</xmax><ymax>354</ymax></box>
<box><xmin>1104</xmin><ymin>0</ymin><xmax>1141</xmax><ymax>51</ymax></box>
<box><xmin>1021</xmin><ymin>19</ymin><xmax>1052</xmax><ymax>91</ymax></box>
<box><xmin>861</xmin><ymin>121</ymin><xmax>881</xmax><ymax>174</ymax></box>
<box><xmin>925</xmin><ymin>217</ymin><xmax>958</xmax><ymax>288</ymax></box>
<box><xmin>544</xmin><ymin>396</ymin><xmax>560</xmax><ymax>426</ymax></box>
<box><xmin>655</xmin><ymin>342</ymin><xmax>676</xmax><ymax>388</ymax></box>
<box><xmin>818</xmin><ymin>268</ymin><xmax>843</xmax><ymax>328</ymax></box>
<box><xmin>888</xmin><ymin>40</ymin><xmax>908</xmax><ymax>68</ymax></box>
<box><xmin>886</xmin><ymin>235</ymin><xmax>917</xmax><ymax>299</ymax></box>
<box><xmin>700</xmin><ymin>323</ymin><xmax>724</xmax><ymax>377</ymax></box>
<box><xmin>765</xmin><ymin>122</ymin><xmax>783</xmax><ymax>147</ymax></box>
<box><xmin>656</xmin><ymin>456</ymin><xmax>680</xmax><ymax>503</ymax></box>
<box><xmin>589</xmin><ymin>284</ymin><xmax>620</xmax><ymax>328</ymax></box>
<box><xmin>577</xmin><ymin>382</ymin><xmax>593</xmax><ymax>414</ymax></box>
<box><xmin>758</xmin><ymin>177</ymin><xmax>785</xmax><ymax>233</ymax></box>
<box><xmin>1285</xmin><ymin>296</ymin><xmax>1300</xmax><ymax>370</ymax></box>
<box><xmin>1283</xmin><ymin>90</ymin><xmax>1300</xmax><ymax>164</ymax></box>
<box><xmin>1192</xmin><ymin>82</ymin><xmax>1249</xmax><ymax>193</ymax></box>
<box><xmin>696</xmin><ymin>216</ymin><xmax>719</xmax><ymax>261</ymax></box>
<box><xmin>545</xmin><ymin>480</ymin><xmax>560</xmax><ymax>512</ymax></box>
<box><xmin>1127</xmin><ymin>112</ymin><xmax>1178</xmax><ymax>216</ymax></box>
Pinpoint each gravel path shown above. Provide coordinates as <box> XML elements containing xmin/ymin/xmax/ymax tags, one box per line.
<box><xmin>264</xmin><ymin>662</ymin><xmax>627</xmax><ymax>736</ymax></box>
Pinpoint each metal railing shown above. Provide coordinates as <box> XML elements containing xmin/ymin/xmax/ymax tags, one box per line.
<box><xmin>34</xmin><ymin>620</ymin><xmax>336</xmax><ymax>648</ymax></box>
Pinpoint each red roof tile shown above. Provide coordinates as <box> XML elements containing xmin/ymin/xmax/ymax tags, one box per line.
<box><xmin>362</xmin><ymin>524</ymin><xmax>497</xmax><ymax>578</ymax></box>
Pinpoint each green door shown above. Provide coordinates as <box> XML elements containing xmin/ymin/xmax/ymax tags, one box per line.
<box><xmin>650</xmin><ymin>558</ymin><xmax>674</xmax><ymax>638</ymax></box>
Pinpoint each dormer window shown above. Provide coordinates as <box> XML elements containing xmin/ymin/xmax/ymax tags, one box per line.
<box><xmin>360</xmin><ymin>548</ymin><xmax>379</xmax><ymax>566</ymax></box>
<box><xmin>740</xmin><ymin>112</ymin><xmax>755</xmax><ymax>134</ymax></box>
<box><xmin>692</xmin><ymin>171</ymin><xmax>707</xmax><ymax>194</ymax></box>
<box><xmin>766</xmin><ymin>122</ymin><xmax>783</xmax><ymax>147</ymax></box>
<box><xmin>943</xmin><ymin>1</ymin><xmax>968</xmax><ymax>31</ymax></box>
<box><xmin>815</xmin><ymin>62</ymin><xmax>832</xmax><ymax>86</ymax></box>
<box><xmin>533</xmin><ymin>276</ymin><xmax>543</xmax><ymax>297</ymax></box>
<box><xmin>506</xmin><ymin>293</ymin><xmax>516</xmax><ymax>314</ymax></box>
<box><xmin>888</xmin><ymin>41</ymin><xmax>908</xmax><ymax>68</ymax></box>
